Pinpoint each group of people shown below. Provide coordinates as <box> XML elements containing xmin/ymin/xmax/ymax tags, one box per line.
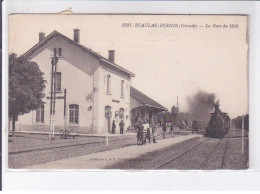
<box><xmin>112</xmin><ymin>120</ymin><xmax>125</xmax><ymax>134</ymax></box>
<box><xmin>136</xmin><ymin>120</ymin><xmax>158</xmax><ymax>145</ymax></box>
<box><xmin>162</xmin><ymin>122</ymin><xmax>177</xmax><ymax>138</ymax></box>
<box><xmin>111</xmin><ymin>119</ymin><xmax>176</xmax><ymax>141</ymax></box>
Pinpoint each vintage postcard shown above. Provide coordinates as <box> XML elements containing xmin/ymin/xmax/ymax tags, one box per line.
<box><xmin>8</xmin><ymin>14</ymin><xmax>249</xmax><ymax>170</ymax></box>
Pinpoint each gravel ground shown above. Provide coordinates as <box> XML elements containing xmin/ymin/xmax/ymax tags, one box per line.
<box><xmin>9</xmin><ymin>134</ymin><xmax>107</xmax><ymax>153</ymax></box>
<box><xmin>9</xmin><ymin>128</ymin><xmax>248</xmax><ymax>170</ymax></box>
<box><xmin>159</xmin><ymin>138</ymin><xmax>221</xmax><ymax>169</ymax></box>
<box><xmin>8</xmin><ymin>129</ymin><xmax>180</xmax><ymax>169</ymax></box>
<box><xmin>200</xmin><ymin>137</ymin><xmax>228</xmax><ymax>170</ymax></box>
<box><xmin>224</xmin><ymin>129</ymin><xmax>249</xmax><ymax>169</ymax></box>
<box><xmin>9</xmin><ymin>135</ymin><xmax>137</xmax><ymax>168</ymax></box>
<box><xmin>106</xmin><ymin>137</ymin><xmax>204</xmax><ymax>169</ymax></box>
<box><xmin>223</xmin><ymin>137</ymin><xmax>248</xmax><ymax>169</ymax></box>
<box><xmin>9</xmin><ymin>127</ymin><xmax>182</xmax><ymax>153</ymax></box>
<box><xmin>107</xmin><ymin>129</ymin><xmax>249</xmax><ymax>170</ymax></box>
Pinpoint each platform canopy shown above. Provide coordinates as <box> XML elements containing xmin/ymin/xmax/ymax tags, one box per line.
<box><xmin>130</xmin><ymin>87</ymin><xmax>167</xmax><ymax>125</ymax></box>
<box><xmin>130</xmin><ymin>87</ymin><xmax>167</xmax><ymax>112</ymax></box>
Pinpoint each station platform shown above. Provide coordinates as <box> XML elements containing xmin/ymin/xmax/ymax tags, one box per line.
<box><xmin>25</xmin><ymin>134</ymin><xmax>202</xmax><ymax>169</ymax></box>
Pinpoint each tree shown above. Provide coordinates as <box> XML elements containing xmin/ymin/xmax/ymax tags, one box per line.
<box><xmin>9</xmin><ymin>53</ymin><xmax>46</xmax><ymax>136</ymax></box>
<box><xmin>232</xmin><ymin>114</ymin><xmax>249</xmax><ymax>131</ymax></box>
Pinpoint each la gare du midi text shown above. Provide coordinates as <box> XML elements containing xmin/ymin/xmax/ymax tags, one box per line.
<box><xmin>121</xmin><ymin>23</ymin><xmax>239</xmax><ymax>28</ymax></box>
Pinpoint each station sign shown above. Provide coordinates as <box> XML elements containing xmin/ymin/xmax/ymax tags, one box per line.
<box><xmin>112</xmin><ymin>99</ymin><xmax>120</xmax><ymax>103</ymax></box>
<box><xmin>46</xmin><ymin>96</ymin><xmax>64</xmax><ymax>99</ymax></box>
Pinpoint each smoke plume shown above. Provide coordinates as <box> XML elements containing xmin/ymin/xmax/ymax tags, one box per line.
<box><xmin>186</xmin><ymin>91</ymin><xmax>218</xmax><ymax>127</ymax></box>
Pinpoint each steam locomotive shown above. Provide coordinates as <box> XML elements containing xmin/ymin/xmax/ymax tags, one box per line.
<box><xmin>206</xmin><ymin>103</ymin><xmax>230</xmax><ymax>137</ymax></box>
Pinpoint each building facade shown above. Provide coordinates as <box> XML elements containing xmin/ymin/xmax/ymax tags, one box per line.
<box><xmin>16</xmin><ymin>30</ymin><xmax>135</xmax><ymax>134</ymax></box>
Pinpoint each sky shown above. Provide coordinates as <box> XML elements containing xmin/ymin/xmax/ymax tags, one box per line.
<box><xmin>9</xmin><ymin>14</ymin><xmax>248</xmax><ymax>118</ymax></box>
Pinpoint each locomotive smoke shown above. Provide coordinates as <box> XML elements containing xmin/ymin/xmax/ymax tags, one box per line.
<box><xmin>186</xmin><ymin>91</ymin><xmax>218</xmax><ymax>127</ymax></box>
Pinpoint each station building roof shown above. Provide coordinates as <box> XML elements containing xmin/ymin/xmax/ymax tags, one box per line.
<box><xmin>22</xmin><ymin>30</ymin><xmax>135</xmax><ymax>77</ymax></box>
<box><xmin>130</xmin><ymin>86</ymin><xmax>168</xmax><ymax>111</ymax></box>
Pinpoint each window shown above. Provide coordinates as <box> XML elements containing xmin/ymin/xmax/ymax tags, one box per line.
<box><xmin>53</xmin><ymin>48</ymin><xmax>57</xmax><ymax>57</ymax></box>
<box><xmin>36</xmin><ymin>104</ymin><xmax>44</xmax><ymax>123</ymax></box>
<box><xmin>119</xmin><ymin>108</ymin><xmax>125</xmax><ymax>119</ymax></box>
<box><xmin>55</xmin><ymin>72</ymin><xmax>61</xmax><ymax>92</ymax></box>
<box><xmin>69</xmin><ymin>104</ymin><xmax>79</xmax><ymax>124</ymax></box>
<box><xmin>121</xmin><ymin>80</ymin><xmax>124</xmax><ymax>98</ymax></box>
<box><xmin>106</xmin><ymin>74</ymin><xmax>111</xmax><ymax>94</ymax></box>
<box><xmin>105</xmin><ymin>106</ymin><xmax>112</xmax><ymax>118</ymax></box>
<box><xmin>58</xmin><ymin>48</ymin><xmax>62</xmax><ymax>57</ymax></box>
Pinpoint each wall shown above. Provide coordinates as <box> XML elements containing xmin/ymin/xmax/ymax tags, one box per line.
<box><xmin>98</xmin><ymin>64</ymin><xmax>131</xmax><ymax>134</ymax></box>
<box><xmin>17</xmin><ymin>36</ymin><xmax>101</xmax><ymax>133</ymax></box>
<box><xmin>16</xmin><ymin>35</ymin><xmax>133</xmax><ymax>134</ymax></box>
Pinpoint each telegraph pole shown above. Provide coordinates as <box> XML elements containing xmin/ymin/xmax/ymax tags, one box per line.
<box><xmin>242</xmin><ymin>115</ymin><xmax>244</xmax><ymax>154</ymax></box>
<box><xmin>52</xmin><ymin>61</ymin><xmax>57</xmax><ymax>139</ymax></box>
<box><xmin>49</xmin><ymin>51</ymin><xmax>58</xmax><ymax>140</ymax></box>
<box><xmin>49</xmin><ymin>57</ymin><xmax>54</xmax><ymax>140</ymax></box>
<box><xmin>63</xmin><ymin>88</ymin><xmax>67</xmax><ymax>133</ymax></box>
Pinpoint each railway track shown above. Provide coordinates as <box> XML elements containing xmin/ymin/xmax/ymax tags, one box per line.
<box><xmin>9</xmin><ymin>136</ymin><xmax>135</xmax><ymax>155</ymax></box>
<box><xmin>155</xmin><ymin>138</ymin><xmax>209</xmax><ymax>169</ymax></box>
<box><xmin>220</xmin><ymin>133</ymin><xmax>230</xmax><ymax>169</ymax></box>
<box><xmin>156</xmin><ymin>135</ymin><xmax>230</xmax><ymax>170</ymax></box>
<box><xmin>199</xmin><ymin>137</ymin><xmax>224</xmax><ymax>169</ymax></box>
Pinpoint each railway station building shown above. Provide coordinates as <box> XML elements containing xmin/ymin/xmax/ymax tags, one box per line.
<box><xmin>15</xmin><ymin>29</ymin><xmax>167</xmax><ymax>134</ymax></box>
<box><xmin>130</xmin><ymin>87</ymin><xmax>167</xmax><ymax>125</ymax></box>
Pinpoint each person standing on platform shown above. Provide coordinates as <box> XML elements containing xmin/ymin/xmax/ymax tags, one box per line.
<box><xmin>146</xmin><ymin>120</ymin><xmax>151</xmax><ymax>143</ymax></box>
<box><xmin>112</xmin><ymin>120</ymin><xmax>116</xmax><ymax>134</ymax></box>
<box><xmin>119</xmin><ymin>120</ymin><xmax>125</xmax><ymax>134</ymax></box>
<box><xmin>137</xmin><ymin>121</ymin><xmax>143</xmax><ymax>145</ymax></box>
<box><xmin>142</xmin><ymin>121</ymin><xmax>147</xmax><ymax>144</ymax></box>
<box><xmin>170</xmin><ymin>122</ymin><xmax>174</xmax><ymax>137</ymax></box>
<box><xmin>152</xmin><ymin>122</ymin><xmax>158</xmax><ymax>143</ymax></box>
<box><xmin>162</xmin><ymin>122</ymin><xmax>167</xmax><ymax>139</ymax></box>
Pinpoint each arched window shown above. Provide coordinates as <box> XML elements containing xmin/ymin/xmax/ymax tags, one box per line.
<box><xmin>69</xmin><ymin>104</ymin><xmax>79</xmax><ymax>124</ymax></box>
<box><xmin>36</xmin><ymin>104</ymin><xmax>44</xmax><ymax>123</ymax></box>
<box><xmin>105</xmin><ymin>106</ymin><xmax>112</xmax><ymax>118</ymax></box>
<box><xmin>107</xmin><ymin>74</ymin><xmax>111</xmax><ymax>94</ymax></box>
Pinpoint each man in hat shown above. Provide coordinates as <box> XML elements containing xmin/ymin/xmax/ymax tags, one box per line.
<box><xmin>112</xmin><ymin>120</ymin><xmax>116</xmax><ymax>134</ymax></box>
<box><xmin>119</xmin><ymin>120</ymin><xmax>125</xmax><ymax>134</ymax></box>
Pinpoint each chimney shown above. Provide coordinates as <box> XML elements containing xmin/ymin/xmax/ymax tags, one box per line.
<box><xmin>108</xmin><ymin>50</ymin><xmax>115</xmax><ymax>63</ymax></box>
<box><xmin>73</xmin><ymin>29</ymin><xmax>80</xmax><ymax>43</ymax></box>
<box><xmin>215</xmin><ymin>104</ymin><xmax>220</xmax><ymax>111</ymax></box>
<box><xmin>39</xmin><ymin>32</ymin><xmax>45</xmax><ymax>42</ymax></box>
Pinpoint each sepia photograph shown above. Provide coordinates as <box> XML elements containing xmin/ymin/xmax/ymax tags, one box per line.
<box><xmin>7</xmin><ymin>14</ymin><xmax>249</xmax><ymax>170</ymax></box>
